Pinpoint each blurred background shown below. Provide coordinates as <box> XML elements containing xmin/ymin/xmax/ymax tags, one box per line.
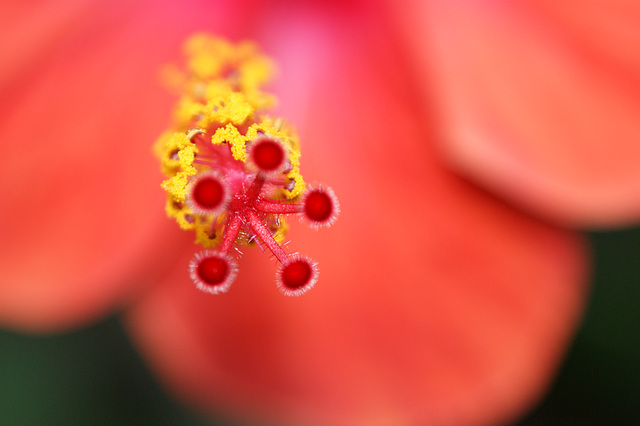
<box><xmin>1</xmin><ymin>228</ymin><xmax>639</xmax><ymax>425</ymax></box>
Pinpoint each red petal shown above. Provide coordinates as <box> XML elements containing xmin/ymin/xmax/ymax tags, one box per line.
<box><xmin>0</xmin><ymin>0</ymin><xmax>249</xmax><ymax>330</ymax></box>
<box><xmin>126</xmin><ymin>8</ymin><xmax>589</xmax><ymax>425</ymax></box>
<box><xmin>391</xmin><ymin>0</ymin><xmax>640</xmax><ymax>226</ymax></box>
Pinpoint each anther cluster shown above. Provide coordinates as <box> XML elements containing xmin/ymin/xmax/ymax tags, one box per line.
<box><xmin>155</xmin><ymin>35</ymin><xmax>339</xmax><ymax>296</ymax></box>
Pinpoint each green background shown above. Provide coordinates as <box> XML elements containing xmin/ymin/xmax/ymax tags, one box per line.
<box><xmin>2</xmin><ymin>229</ymin><xmax>639</xmax><ymax>425</ymax></box>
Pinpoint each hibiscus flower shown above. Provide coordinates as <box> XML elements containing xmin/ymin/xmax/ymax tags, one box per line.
<box><xmin>3</xmin><ymin>0</ymin><xmax>635</xmax><ymax>425</ymax></box>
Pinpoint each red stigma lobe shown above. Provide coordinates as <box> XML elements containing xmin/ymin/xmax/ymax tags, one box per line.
<box><xmin>194</xmin><ymin>177</ymin><xmax>225</xmax><ymax>209</ymax></box>
<box><xmin>250</xmin><ymin>138</ymin><xmax>286</xmax><ymax>173</ymax></box>
<box><xmin>198</xmin><ymin>256</ymin><xmax>228</xmax><ymax>284</ymax></box>
<box><xmin>282</xmin><ymin>260</ymin><xmax>312</xmax><ymax>289</ymax></box>
<box><xmin>189</xmin><ymin>251</ymin><xmax>237</xmax><ymax>294</ymax></box>
<box><xmin>305</xmin><ymin>191</ymin><xmax>332</xmax><ymax>221</ymax></box>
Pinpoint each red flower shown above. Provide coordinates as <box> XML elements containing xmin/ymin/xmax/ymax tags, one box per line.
<box><xmin>5</xmin><ymin>0</ymin><xmax>635</xmax><ymax>425</ymax></box>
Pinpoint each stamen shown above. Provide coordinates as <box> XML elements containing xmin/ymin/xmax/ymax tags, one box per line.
<box><xmin>186</xmin><ymin>127</ymin><xmax>205</xmax><ymax>141</ymax></box>
<box><xmin>156</xmin><ymin>35</ymin><xmax>339</xmax><ymax>296</ymax></box>
<box><xmin>284</xmin><ymin>179</ymin><xmax>296</xmax><ymax>191</ymax></box>
<box><xmin>192</xmin><ymin>159</ymin><xmax>218</xmax><ymax>167</ymax></box>
<box><xmin>282</xmin><ymin>160</ymin><xmax>293</xmax><ymax>174</ymax></box>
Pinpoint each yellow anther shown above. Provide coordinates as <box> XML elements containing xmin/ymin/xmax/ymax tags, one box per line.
<box><xmin>204</xmin><ymin>80</ymin><xmax>233</xmax><ymax>100</ymax></box>
<box><xmin>238</xmin><ymin>55</ymin><xmax>274</xmax><ymax>90</ymax></box>
<box><xmin>161</xmin><ymin>170</ymin><xmax>195</xmax><ymax>202</ymax></box>
<box><xmin>178</xmin><ymin>145</ymin><xmax>198</xmax><ymax>174</ymax></box>
<box><xmin>174</xmin><ymin>97</ymin><xmax>205</xmax><ymax>128</ymax></box>
<box><xmin>194</xmin><ymin>219</ymin><xmax>224</xmax><ymax>248</ymax></box>
<box><xmin>201</xmin><ymin>92</ymin><xmax>254</xmax><ymax>127</ymax></box>
<box><xmin>211</xmin><ymin>124</ymin><xmax>248</xmax><ymax>162</ymax></box>
<box><xmin>246</xmin><ymin>118</ymin><xmax>291</xmax><ymax>145</ymax></box>
<box><xmin>170</xmin><ymin>132</ymin><xmax>194</xmax><ymax>149</ymax></box>
<box><xmin>284</xmin><ymin>168</ymin><xmax>306</xmax><ymax>199</ymax></box>
<box><xmin>188</xmin><ymin>52</ymin><xmax>222</xmax><ymax>80</ymax></box>
<box><xmin>184</xmin><ymin>35</ymin><xmax>233</xmax><ymax>79</ymax></box>
<box><xmin>271</xmin><ymin>220</ymin><xmax>289</xmax><ymax>244</ymax></box>
<box><xmin>154</xmin><ymin>132</ymin><xmax>179</xmax><ymax>175</ymax></box>
<box><xmin>165</xmin><ymin>198</ymin><xmax>197</xmax><ymax>230</ymax></box>
<box><xmin>186</xmin><ymin>127</ymin><xmax>205</xmax><ymax>140</ymax></box>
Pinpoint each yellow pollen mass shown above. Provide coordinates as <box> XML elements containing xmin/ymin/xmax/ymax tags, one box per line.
<box><xmin>212</xmin><ymin>124</ymin><xmax>248</xmax><ymax>162</ymax></box>
<box><xmin>155</xmin><ymin>34</ymin><xmax>307</xmax><ymax>249</ymax></box>
<box><xmin>202</xmin><ymin>92</ymin><xmax>254</xmax><ymax>127</ymax></box>
<box><xmin>165</xmin><ymin>199</ymin><xmax>197</xmax><ymax>230</ymax></box>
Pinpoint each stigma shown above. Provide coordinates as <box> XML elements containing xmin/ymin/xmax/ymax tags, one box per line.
<box><xmin>155</xmin><ymin>35</ymin><xmax>339</xmax><ymax>296</ymax></box>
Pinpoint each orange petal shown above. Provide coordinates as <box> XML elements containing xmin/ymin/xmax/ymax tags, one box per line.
<box><xmin>390</xmin><ymin>0</ymin><xmax>640</xmax><ymax>226</ymax></box>
<box><xmin>126</xmin><ymin>11</ymin><xmax>589</xmax><ymax>425</ymax></box>
<box><xmin>0</xmin><ymin>0</ymin><xmax>250</xmax><ymax>330</ymax></box>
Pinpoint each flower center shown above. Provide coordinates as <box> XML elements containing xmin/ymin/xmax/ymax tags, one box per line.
<box><xmin>156</xmin><ymin>35</ymin><xmax>340</xmax><ymax>296</ymax></box>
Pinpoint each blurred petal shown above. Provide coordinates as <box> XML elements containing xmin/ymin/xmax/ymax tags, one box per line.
<box><xmin>391</xmin><ymin>0</ymin><xmax>640</xmax><ymax>226</ymax></box>
<box><xmin>127</xmin><ymin>9</ymin><xmax>589</xmax><ymax>425</ymax></box>
<box><xmin>0</xmin><ymin>0</ymin><xmax>248</xmax><ymax>330</ymax></box>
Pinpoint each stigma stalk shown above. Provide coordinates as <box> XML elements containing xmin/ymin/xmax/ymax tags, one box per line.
<box><xmin>155</xmin><ymin>35</ymin><xmax>339</xmax><ymax>296</ymax></box>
